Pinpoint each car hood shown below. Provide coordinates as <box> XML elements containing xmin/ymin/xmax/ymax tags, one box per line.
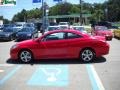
<box><xmin>97</xmin><ymin>30</ymin><xmax>112</xmax><ymax>34</ymax></box>
<box><xmin>0</xmin><ymin>32</ymin><xmax>12</xmax><ymax>35</ymax></box>
<box><xmin>17</xmin><ymin>39</ymin><xmax>36</xmax><ymax>46</ymax></box>
<box><xmin>17</xmin><ymin>32</ymin><xmax>32</xmax><ymax>35</ymax></box>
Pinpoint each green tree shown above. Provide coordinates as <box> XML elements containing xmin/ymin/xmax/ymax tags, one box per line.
<box><xmin>107</xmin><ymin>0</ymin><xmax>120</xmax><ymax>21</ymax></box>
<box><xmin>49</xmin><ymin>2</ymin><xmax>73</xmax><ymax>15</ymax></box>
<box><xmin>12</xmin><ymin>8</ymin><xmax>42</xmax><ymax>22</ymax></box>
<box><xmin>0</xmin><ymin>16</ymin><xmax>3</xmax><ymax>20</ymax></box>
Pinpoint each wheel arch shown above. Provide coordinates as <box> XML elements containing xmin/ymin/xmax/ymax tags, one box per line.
<box><xmin>79</xmin><ymin>47</ymin><xmax>96</xmax><ymax>57</ymax></box>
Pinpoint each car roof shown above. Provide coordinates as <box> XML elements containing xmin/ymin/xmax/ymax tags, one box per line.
<box><xmin>72</xmin><ymin>26</ymin><xmax>84</xmax><ymax>27</ymax></box>
<box><xmin>43</xmin><ymin>29</ymin><xmax>89</xmax><ymax>37</ymax></box>
<box><xmin>48</xmin><ymin>26</ymin><xmax>60</xmax><ymax>27</ymax></box>
<box><xmin>95</xmin><ymin>26</ymin><xmax>107</xmax><ymax>28</ymax></box>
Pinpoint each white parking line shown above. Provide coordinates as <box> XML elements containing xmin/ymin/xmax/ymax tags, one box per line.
<box><xmin>0</xmin><ymin>64</ymin><xmax>14</xmax><ymax>67</ymax></box>
<box><xmin>0</xmin><ymin>70</ymin><xmax>4</xmax><ymax>73</ymax></box>
<box><xmin>86</xmin><ymin>64</ymin><xmax>105</xmax><ymax>90</ymax></box>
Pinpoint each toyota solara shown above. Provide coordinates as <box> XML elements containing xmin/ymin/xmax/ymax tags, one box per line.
<box><xmin>10</xmin><ymin>30</ymin><xmax>109</xmax><ymax>63</ymax></box>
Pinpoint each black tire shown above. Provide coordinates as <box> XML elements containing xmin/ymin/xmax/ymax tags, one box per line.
<box><xmin>80</xmin><ymin>49</ymin><xmax>95</xmax><ymax>62</ymax></box>
<box><xmin>10</xmin><ymin>36</ymin><xmax>13</xmax><ymax>41</ymax></box>
<box><xmin>19</xmin><ymin>50</ymin><xmax>33</xmax><ymax>63</ymax></box>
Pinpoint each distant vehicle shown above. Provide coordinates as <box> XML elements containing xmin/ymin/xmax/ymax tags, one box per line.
<box><xmin>97</xmin><ymin>21</ymin><xmax>112</xmax><ymax>28</ymax></box>
<box><xmin>0</xmin><ymin>27</ymin><xmax>19</xmax><ymax>41</ymax></box>
<box><xmin>59</xmin><ymin>22</ymin><xmax>70</xmax><ymax>26</ymax></box>
<box><xmin>23</xmin><ymin>23</ymin><xmax>35</xmax><ymax>28</ymax></box>
<box><xmin>114</xmin><ymin>29</ymin><xmax>120</xmax><ymax>39</ymax></box>
<box><xmin>45</xmin><ymin>26</ymin><xmax>60</xmax><ymax>33</ymax></box>
<box><xmin>72</xmin><ymin>26</ymin><xmax>87</xmax><ymax>33</ymax></box>
<box><xmin>109</xmin><ymin>26</ymin><xmax>119</xmax><ymax>33</ymax></box>
<box><xmin>10</xmin><ymin>30</ymin><xmax>109</xmax><ymax>63</ymax></box>
<box><xmin>34</xmin><ymin>22</ymin><xmax>42</xmax><ymax>32</ymax></box>
<box><xmin>92</xmin><ymin>26</ymin><xmax>113</xmax><ymax>41</ymax></box>
<box><xmin>59</xmin><ymin>22</ymin><xmax>70</xmax><ymax>30</ymax></box>
<box><xmin>15</xmin><ymin>22</ymin><xmax>26</xmax><ymax>30</ymax></box>
<box><xmin>0</xmin><ymin>25</ymin><xmax>3</xmax><ymax>31</ymax></box>
<box><xmin>16</xmin><ymin>27</ymin><xmax>38</xmax><ymax>41</ymax></box>
<box><xmin>59</xmin><ymin>25</ymin><xmax>70</xmax><ymax>30</ymax></box>
<box><xmin>49</xmin><ymin>22</ymin><xmax>58</xmax><ymax>26</ymax></box>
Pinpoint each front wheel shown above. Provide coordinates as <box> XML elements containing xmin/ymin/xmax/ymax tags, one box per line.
<box><xmin>80</xmin><ymin>49</ymin><xmax>95</xmax><ymax>62</ymax></box>
<box><xmin>10</xmin><ymin>36</ymin><xmax>14</xmax><ymax>41</ymax></box>
<box><xmin>19</xmin><ymin>50</ymin><xmax>33</xmax><ymax>63</ymax></box>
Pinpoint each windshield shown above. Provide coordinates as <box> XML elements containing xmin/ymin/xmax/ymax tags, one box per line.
<box><xmin>24</xmin><ymin>24</ymin><xmax>34</xmax><ymax>27</ymax></box>
<box><xmin>60</xmin><ymin>26</ymin><xmax>68</xmax><ymax>30</ymax></box>
<box><xmin>73</xmin><ymin>27</ymin><xmax>85</xmax><ymax>31</ymax></box>
<box><xmin>15</xmin><ymin>24</ymin><xmax>23</xmax><ymax>27</ymax></box>
<box><xmin>20</xmin><ymin>28</ymin><xmax>34</xmax><ymax>32</ymax></box>
<box><xmin>59</xmin><ymin>22</ymin><xmax>68</xmax><ymax>25</ymax></box>
<box><xmin>48</xmin><ymin>27</ymin><xmax>60</xmax><ymax>31</ymax></box>
<box><xmin>95</xmin><ymin>26</ymin><xmax>109</xmax><ymax>31</ymax></box>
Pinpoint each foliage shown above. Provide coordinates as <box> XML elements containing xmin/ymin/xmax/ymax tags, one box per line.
<box><xmin>0</xmin><ymin>16</ymin><xmax>3</xmax><ymax>20</ymax></box>
<box><xmin>0</xmin><ymin>16</ymin><xmax>10</xmax><ymax>24</ymax></box>
<box><xmin>107</xmin><ymin>0</ymin><xmax>120</xmax><ymax>22</ymax></box>
<box><xmin>11</xmin><ymin>0</ymin><xmax>120</xmax><ymax>22</ymax></box>
<box><xmin>12</xmin><ymin>8</ymin><xmax>42</xmax><ymax>22</ymax></box>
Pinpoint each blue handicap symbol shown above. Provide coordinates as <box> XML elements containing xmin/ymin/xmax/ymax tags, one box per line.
<box><xmin>27</xmin><ymin>65</ymin><xmax>69</xmax><ymax>86</ymax></box>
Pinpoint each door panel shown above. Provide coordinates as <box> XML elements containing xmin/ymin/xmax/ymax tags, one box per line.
<box><xmin>36</xmin><ymin>32</ymin><xmax>68</xmax><ymax>59</ymax></box>
<box><xmin>39</xmin><ymin>40</ymin><xmax>68</xmax><ymax>59</ymax></box>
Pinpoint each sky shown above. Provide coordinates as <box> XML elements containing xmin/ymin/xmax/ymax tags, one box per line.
<box><xmin>0</xmin><ymin>0</ymin><xmax>106</xmax><ymax>20</ymax></box>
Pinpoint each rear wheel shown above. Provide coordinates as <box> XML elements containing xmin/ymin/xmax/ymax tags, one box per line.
<box><xmin>19</xmin><ymin>50</ymin><xmax>33</xmax><ymax>63</ymax></box>
<box><xmin>80</xmin><ymin>49</ymin><xmax>95</xmax><ymax>62</ymax></box>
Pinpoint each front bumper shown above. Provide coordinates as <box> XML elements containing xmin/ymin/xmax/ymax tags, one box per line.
<box><xmin>10</xmin><ymin>47</ymin><xmax>20</xmax><ymax>60</ymax></box>
<box><xmin>0</xmin><ymin>36</ymin><xmax>10</xmax><ymax>40</ymax></box>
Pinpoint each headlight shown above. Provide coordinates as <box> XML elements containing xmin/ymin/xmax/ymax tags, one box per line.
<box><xmin>105</xmin><ymin>34</ymin><xmax>109</xmax><ymax>36</ymax></box>
<box><xmin>11</xmin><ymin>44</ymin><xmax>18</xmax><ymax>50</ymax></box>
<box><xmin>27</xmin><ymin>34</ymin><xmax>31</xmax><ymax>36</ymax></box>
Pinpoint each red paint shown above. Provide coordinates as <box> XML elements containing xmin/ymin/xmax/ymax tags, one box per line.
<box><xmin>92</xmin><ymin>26</ymin><xmax>113</xmax><ymax>41</ymax></box>
<box><xmin>10</xmin><ymin>30</ymin><xmax>109</xmax><ymax>60</ymax></box>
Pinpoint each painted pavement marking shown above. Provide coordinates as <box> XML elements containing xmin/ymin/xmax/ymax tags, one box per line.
<box><xmin>86</xmin><ymin>64</ymin><xmax>105</xmax><ymax>90</ymax></box>
<box><xmin>28</xmin><ymin>65</ymin><xmax>69</xmax><ymax>86</ymax></box>
<box><xmin>0</xmin><ymin>70</ymin><xmax>4</xmax><ymax>73</ymax></box>
<box><xmin>0</xmin><ymin>64</ymin><xmax>14</xmax><ymax>67</ymax></box>
<box><xmin>0</xmin><ymin>65</ymin><xmax>22</xmax><ymax>85</ymax></box>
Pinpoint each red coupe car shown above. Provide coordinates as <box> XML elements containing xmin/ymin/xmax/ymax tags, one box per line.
<box><xmin>10</xmin><ymin>30</ymin><xmax>109</xmax><ymax>63</ymax></box>
<box><xmin>92</xmin><ymin>26</ymin><xmax>113</xmax><ymax>41</ymax></box>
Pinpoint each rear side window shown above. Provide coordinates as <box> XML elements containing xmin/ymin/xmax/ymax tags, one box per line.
<box><xmin>67</xmin><ymin>32</ymin><xmax>82</xmax><ymax>39</ymax></box>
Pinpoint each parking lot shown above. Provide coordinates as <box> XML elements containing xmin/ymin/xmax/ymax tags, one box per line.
<box><xmin>0</xmin><ymin>38</ymin><xmax>120</xmax><ymax>90</ymax></box>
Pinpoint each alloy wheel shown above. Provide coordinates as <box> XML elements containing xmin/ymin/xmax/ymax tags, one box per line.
<box><xmin>81</xmin><ymin>49</ymin><xmax>94</xmax><ymax>62</ymax></box>
<box><xmin>19</xmin><ymin>50</ymin><xmax>32</xmax><ymax>63</ymax></box>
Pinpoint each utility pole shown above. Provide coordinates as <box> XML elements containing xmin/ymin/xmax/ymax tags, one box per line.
<box><xmin>105</xmin><ymin>1</ymin><xmax>108</xmax><ymax>21</ymax></box>
<box><xmin>42</xmin><ymin>0</ymin><xmax>45</xmax><ymax>34</ymax></box>
<box><xmin>80</xmin><ymin>0</ymin><xmax>82</xmax><ymax>25</ymax></box>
